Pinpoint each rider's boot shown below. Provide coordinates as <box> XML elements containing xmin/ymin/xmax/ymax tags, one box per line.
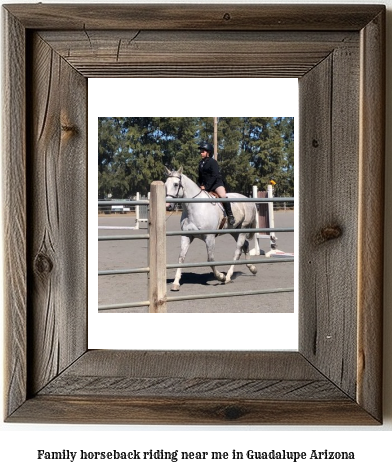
<box><xmin>223</xmin><ymin>201</ymin><xmax>236</xmax><ymax>226</ymax></box>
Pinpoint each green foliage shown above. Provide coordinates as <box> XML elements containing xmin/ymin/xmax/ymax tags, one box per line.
<box><xmin>98</xmin><ymin>117</ymin><xmax>294</xmax><ymax>198</ymax></box>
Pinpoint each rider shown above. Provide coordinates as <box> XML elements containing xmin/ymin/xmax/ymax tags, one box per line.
<box><xmin>197</xmin><ymin>141</ymin><xmax>236</xmax><ymax>226</ymax></box>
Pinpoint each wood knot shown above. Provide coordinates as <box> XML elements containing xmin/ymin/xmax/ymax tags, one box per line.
<box><xmin>61</xmin><ymin>124</ymin><xmax>78</xmax><ymax>134</ymax></box>
<box><xmin>34</xmin><ymin>252</ymin><xmax>53</xmax><ymax>275</ymax></box>
<box><xmin>314</xmin><ymin>225</ymin><xmax>342</xmax><ymax>244</ymax></box>
<box><xmin>223</xmin><ymin>13</ymin><xmax>231</xmax><ymax>21</ymax></box>
<box><xmin>223</xmin><ymin>405</ymin><xmax>244</xmax><ymax>420</ymax></box>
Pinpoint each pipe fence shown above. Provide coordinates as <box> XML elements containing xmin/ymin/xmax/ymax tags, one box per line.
<box><xmin>98</xmin><ymin>181</ymin><xmax>294</xmax><ymax>312</ymax></box>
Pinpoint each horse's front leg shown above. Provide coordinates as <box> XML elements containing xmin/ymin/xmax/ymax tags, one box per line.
<box><xmin>171</xmin><ymin>235</ymin><xmax>193</xmax><ymax>291</ymax></box>
<box><xmin>225</xmin><ymin>233</ymin><xmax>247</xmax><ymax>283</ymax></box>
<box><xmin>205</xmin><ymin>235</ymin><xmax>226</xmax><ymax>282</ymax></box>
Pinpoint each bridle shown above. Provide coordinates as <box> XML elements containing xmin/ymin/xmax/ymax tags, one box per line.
<box><xmin>166</xmin><ymin>174</ymin><xmax>184</xmax><ymax>199</ymax></box>
<box><xmin>166</xmin><ymin>174</ymin><xmax>203</xmax><ymax>200</ymax></box>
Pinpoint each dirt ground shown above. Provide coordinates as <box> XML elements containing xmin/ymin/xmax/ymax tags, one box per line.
<box><xmin>98</xmin><ymin>210</ymin><xmax>294</xmax><ymax>313</ymax></box>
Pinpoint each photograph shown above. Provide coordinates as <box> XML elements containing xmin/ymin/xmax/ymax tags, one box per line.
<box><xmin>98</xmin><ymin>117</ymin><xmax>294</xmax><ymax>313</ymax></box>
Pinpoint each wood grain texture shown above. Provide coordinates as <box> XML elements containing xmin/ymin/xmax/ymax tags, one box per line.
<box><xmin>2</xmin><ymin>9</ymin><xmax>27</xmax><ymax>419</ymax></box>
<box><xmin>298</xmin><ymin>40</ymin><xmax>360</xmax><ymax>399</ymax></box>
<box><xmin>357</xmin><ymin>9</ymin><xmax>385</xmax><ymax>422</ymax></box>
<box><xmin>45</xmin><ymin>350</ymin><xmax>330</xmax><ymax>379</ymax></box>
<box><xmin>9</xmin><ymin>396</ymin><xmax>378</xmax><ymax>425</ymax></box>
<box><xmin>38</xmin><ymin>30</ymin><xmax>358</xmax><ymax>78</ymax></box>
<box><xmin>4</xmin><ymin>4</ymin><xmax>384</xmax><ymax>31</ymax></box>
<box><xmin>7</xmin><ymin>351</ymin><xmax>379</xmax><ymax>424</ymax></box>
<box><xmin>2</xmin><ymin>4</ymin><xmax>385</xmax><ymax>425</ymax></box>
<box><xmin>37</xmin><ymin>351</ymin><xmax>348</xmax><ymax>401</ymax></box>
<box><xmin>27</xmin><ymin>33</ymin><xmax>87</xmax><ymax>395</ymax></box>
<box><xmin>40</xmin><ymin>377</ymin><xmax>346</xmax><ymax>400</ymax></box>
<box><xmin>148</xmin><ymin>182</ymin><xmax>167</xmax><ymax>312</ymax></box>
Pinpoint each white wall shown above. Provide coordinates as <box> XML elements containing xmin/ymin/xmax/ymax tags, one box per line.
<box><xmin>1</xmin><ymin>0</ymin><xmax>391</xmax><ymax>473</ymax></box>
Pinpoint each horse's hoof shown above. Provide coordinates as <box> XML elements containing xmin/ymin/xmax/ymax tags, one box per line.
<box><xmin>247</xmin><ymin>264</ymin><xmax>257</xmax><ymax>274</ymax></box>
<box><xmin>171</xmin><ymin>284</ymin><xmax>180</xmax><ymax>291</ymax></box>
<box><xmin>224</xmin><ymin>279</ymin><xmax>233</xmax><ymax>284</ymax></box>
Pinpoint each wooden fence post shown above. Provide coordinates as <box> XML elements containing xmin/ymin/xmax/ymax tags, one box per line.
<box><xmin>148</xmin><ymin>181</ymin><xmax>167</xmax><ymax>312</ymax></box>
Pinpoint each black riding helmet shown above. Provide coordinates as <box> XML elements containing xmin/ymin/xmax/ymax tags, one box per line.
<box><xmin>198</xmin><ymin>141</ymin><xmax>214</xmax><ymax>157</ymax></box>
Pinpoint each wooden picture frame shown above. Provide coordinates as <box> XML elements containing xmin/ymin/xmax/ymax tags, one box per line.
<box><xmin>3</xmin><ymin>4</ymin><xmax>385</xmax><ymax>424</ymax></box>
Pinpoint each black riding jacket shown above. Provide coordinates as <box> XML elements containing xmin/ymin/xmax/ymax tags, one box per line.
<box><xmin>197</xmin><ymin>157</ymin><xmax>225</xmax><ymax>192</ymax></box>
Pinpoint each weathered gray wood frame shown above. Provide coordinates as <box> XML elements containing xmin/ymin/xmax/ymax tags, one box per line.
<box><xmin>3</xmin><ymin>4</ymin><xmax>385</xmax><ymax>424</ymax></box>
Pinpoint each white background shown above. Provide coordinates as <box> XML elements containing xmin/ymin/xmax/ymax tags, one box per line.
<box><xmin>1</xmin><ymin>0</ymin><xmax>391</xmax><ymax>473</ymax></box>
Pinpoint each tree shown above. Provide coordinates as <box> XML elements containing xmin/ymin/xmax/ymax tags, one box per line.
<box><xmin>275</xmin><ymin>117</ymin><xmax>294</xmax><ymax>196</ymax></box>
<box><xmin>216</xmin><ymin>117</ymin><xmax>256</xmax><ymax>194</ymax></box>
<box><xmin>98</xmin><ymin>117</ymin><xmax>295</xmax><ymax>198</ymax></box>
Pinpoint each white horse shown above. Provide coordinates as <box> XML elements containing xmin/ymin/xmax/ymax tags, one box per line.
<box><xmin>165</xmin><ymin>167</ymin><xmax>258</xmax><ymax>291</ymax></box>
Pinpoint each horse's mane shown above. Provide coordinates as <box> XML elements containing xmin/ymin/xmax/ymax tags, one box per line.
<box><xmin>166</xmin><ymin>168</ymin><xmax>202</xmax><ymax>192</ymax></box>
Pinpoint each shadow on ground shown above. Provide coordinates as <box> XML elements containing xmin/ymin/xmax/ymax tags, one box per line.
<box><xmin>167</xmin><ymin>271</ymin><xmax>247</xmax><ymax>288</ymax></box>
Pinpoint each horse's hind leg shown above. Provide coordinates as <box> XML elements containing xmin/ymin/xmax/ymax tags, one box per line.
<box><xmin>242</xmin><ymin>239</ymin><xmax>257</xmax><ymax>275</ymax></box>
<box><xmin>171</xmin><ymin>235</ymin><xmax>193</xmax><ymax>291</ymax></box>
<box><xmin>225</xmin><ymin>233</ymin><xmax>247</xmax><ymax>283</ymax></box>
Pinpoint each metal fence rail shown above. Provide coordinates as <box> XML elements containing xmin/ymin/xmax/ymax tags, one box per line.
<box><xmin>99</xmin><ymin>198</ymin><xmax>293</xmax><ymax>205</ymax></box>
<box><xmin>98</xmin><ymin>182</ymin><xmax>294</xmax><ymax>312</ymax></box>
<box><xmin>99</xmin><ymin>257</ymin><xmax>294</xmax><ymax>276</ymax></box>
<box><xmin>99</xmin><ymin>287</ymin><xmax>294</xmax><ymax>311</ymax></box>
<box><xmin>98</xmin><ymin>227</ymin><xmax>294</xmax><ymax>241</ymax></box>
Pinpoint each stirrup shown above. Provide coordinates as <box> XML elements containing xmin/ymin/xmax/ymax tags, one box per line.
<box><xmin>228</xmin><ymin>215</ymin><xmax>236</xmax><ymax>226</ymax></box>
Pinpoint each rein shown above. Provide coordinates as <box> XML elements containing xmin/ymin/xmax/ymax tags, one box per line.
<box><xmin>165</xmin><ymin>172</ymin><xmax>223</xmax><ymax>222</ymax></box>
<box><xmin>166</xmin><ymin>174</ymin><xmax>203</xmax><ymax>200</ymax></box>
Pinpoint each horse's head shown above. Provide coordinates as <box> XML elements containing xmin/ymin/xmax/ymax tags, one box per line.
<box><xmin>164</xmin><ymin>167</ymin><xmax>183</xmax><ymax>210</ymax></box>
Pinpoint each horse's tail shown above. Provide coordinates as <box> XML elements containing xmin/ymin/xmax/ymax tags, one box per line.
<box><xmin>246</xmin><ymin>203</ymin><xmax>258</xmax><ymax>241</ymax></box>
